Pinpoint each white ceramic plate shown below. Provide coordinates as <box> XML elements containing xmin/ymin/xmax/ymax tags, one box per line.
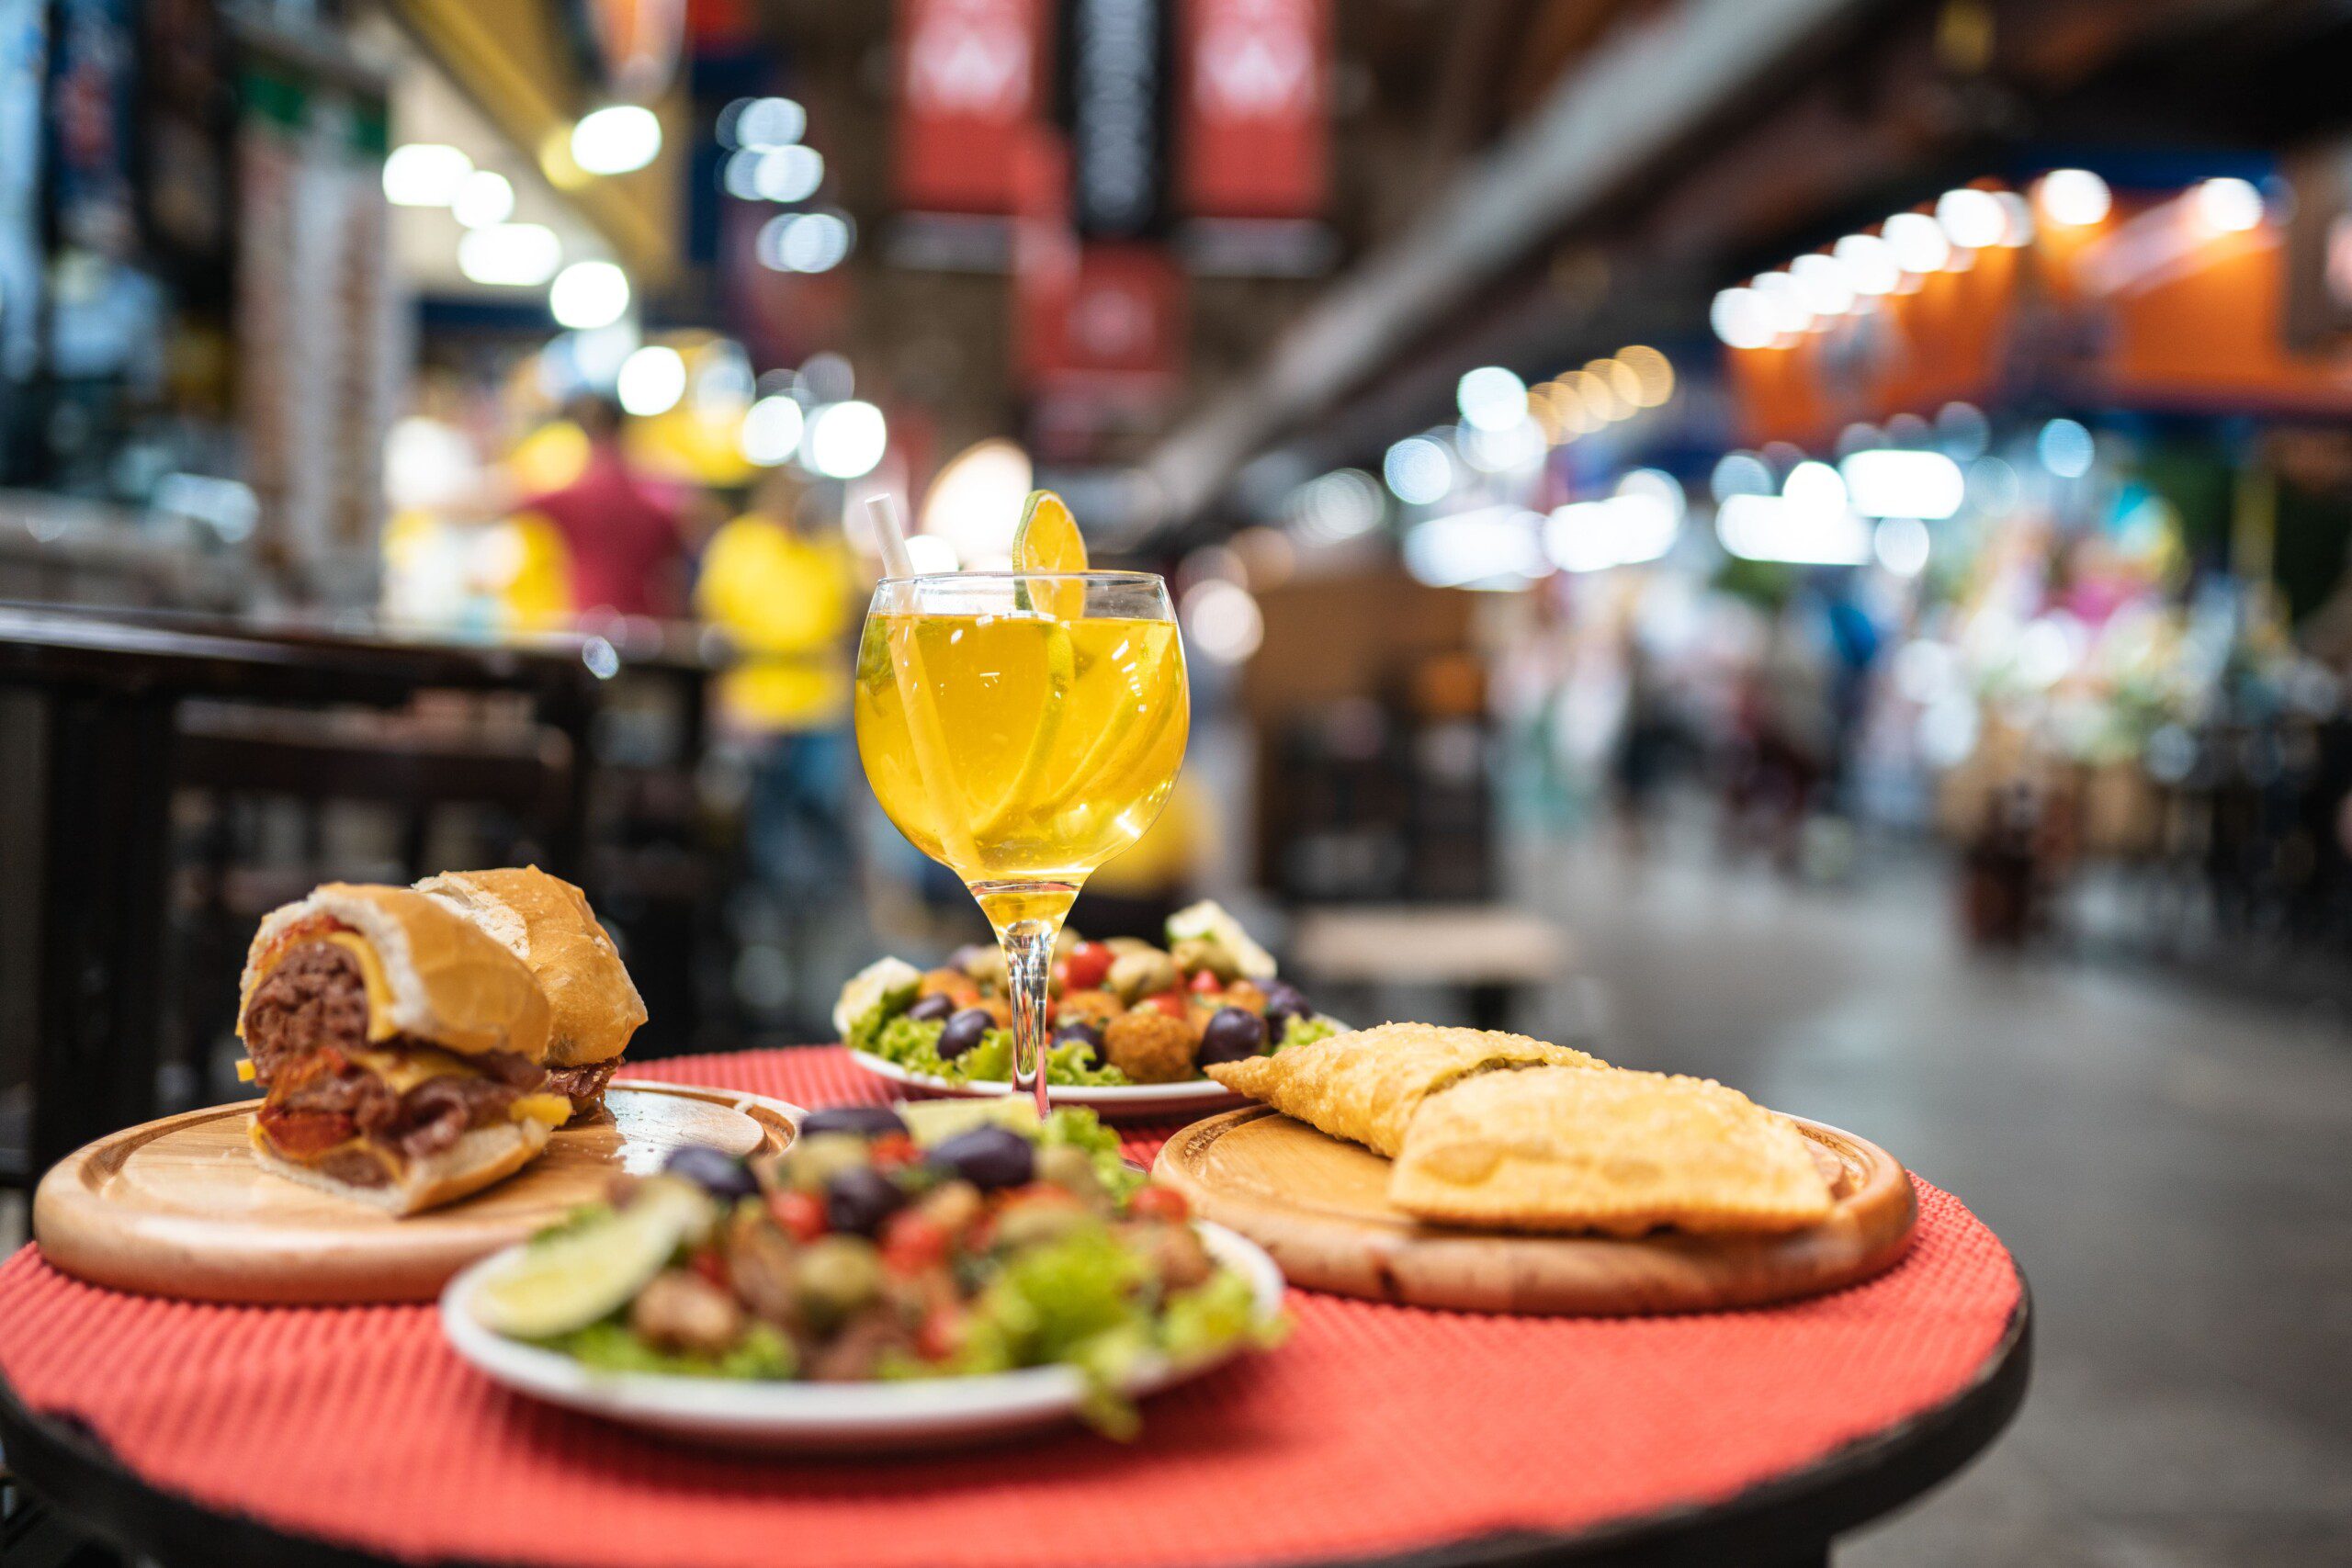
<box><xmin>846</xmin><ymin>1050</ymin><xmax>1250</xmax><ymax>1121</ymax></box>
<box><xmin>440</xmin><ymin>1222</ymin><xmax>1283</xmax><ymax>1452</ymax></box>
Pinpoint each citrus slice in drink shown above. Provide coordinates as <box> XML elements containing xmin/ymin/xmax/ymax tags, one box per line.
<box><xmin>972</xmin><ymin>615</ymin><xmax>1079</xmax><ymax>840</ymax></box>
<box><xmin>1013</xmin><ymin>490</ymin><xmax>1088</xmax><ymax>622</ymax></box>
<box><xmin>1013</xmin><ymin>489</ymin><xmax>1089</xmax><ymax>574</ymax></box>
<box><xmin>469</xmin><ymin>1176</ymin><xmax>714</xmax><ymax>1340</ymax></box>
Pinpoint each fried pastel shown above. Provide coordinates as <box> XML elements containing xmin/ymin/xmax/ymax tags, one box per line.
<box><xmin>1204</xmin><ymin>1022</ymin><xmax>1607</xmax><ymax>1157</ymax></box>
<box><xmin>1388</xmin><ymin>1066</ymin><xmax>1835</xmax><ymax>1235</ymax></box>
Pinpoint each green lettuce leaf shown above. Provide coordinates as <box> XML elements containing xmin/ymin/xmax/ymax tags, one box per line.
<box><xmin>1277</xmin><ymin>1014</ymin><xmax>1340</xmax><ymax>1053</ymax></box>
<box><xmin>867</xmin><ymin>1013</ymin><xmax>1131</xmax><ymax>1088</ymax></box>
<box><xmin>548</xmin><ymin>1318</ymin><xmax>797</xmax><ymax>1381</ymax></box>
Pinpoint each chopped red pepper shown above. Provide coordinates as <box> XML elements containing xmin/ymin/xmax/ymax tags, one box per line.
<box><xmin>768</xmin><ymin>1190</ymin><xmax>828</xmax><ymax>1242</ymax></box>
<box><xmin>867</xmin><ymin>1133</ymin><xmax>920</xmax><ymax>1169</ymax></box>
<box><xmin>880</xmin><ymin>1211</ymin><xmax>951</xmax><ymax>1275</ymax></box>
<box><xmin>1127</xmin><ymin>1185</ymin><xmax>1190</xmax><ymax>1223</ymax></box>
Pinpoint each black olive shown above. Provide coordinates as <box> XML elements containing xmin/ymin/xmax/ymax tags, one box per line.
<box><xmin>799</xmin><ymin>1104</ymin><xmax>911</xmax><ymax>1140</ymax></box>
<box><xmin>937</xmin><ymin>1008</ymin><xmax>995</xmax><ymax>1061</ymax></box>
<box><xmin>822</xmin><ymin>1165</ymin><xmax>908</xmax><ymax>1236</ymax></box>
<box><xmin>1197</xmin><ymin>1007</ymin><xmax>1270</xmax><ymax>1066</ymax></box>
<box><xmin>662</xmin><ymin>1143</ymin><xmax>759</xmax><ymax>1201</ymax></box>
<box><xmin>906</xmin><ymin>993</ymin><xmax>956</xmax><ymax>1024</ymax></box>
<box><xmin>925</xmin><ymin>1125</ymin><xmax>1036</xmax><ymax>1190</ymax></box>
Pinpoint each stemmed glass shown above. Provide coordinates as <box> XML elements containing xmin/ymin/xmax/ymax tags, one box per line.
<box><xmin>853</xmin><ymin>570</ymin><xmax>1189</xmax><ymax>1115</ymax></box>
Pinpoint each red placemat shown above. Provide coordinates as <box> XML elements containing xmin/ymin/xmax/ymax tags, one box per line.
<box><xmin>1</xmin><ymin>1047</ymin><xmax>2021</xmax><ymax>1568</ymax></box>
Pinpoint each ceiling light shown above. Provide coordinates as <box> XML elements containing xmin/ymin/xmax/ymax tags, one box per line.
<box><xmin>1456</xmin><ymin>367</ymin><xmax>1530</xmax><ymax>433</ymax></box>
<box><xmin>571</xmin><ymin>105</ymin><xmax>662</xmax><ymax>176</ymax></box>
<box><xmin>451</xmin><ymin>170</ymin><xmax>514</xmax><ymax>229</ymax></box>
<box><xmin>1711</xmin><ymin>288</ymin><xmax>1773</xmax><ymax>348</ymax></box>
<box><xmin>1616</xmin><ymin>345</ymin><xmax>1674</xmax><ymax>406</ymax></box>
<box><xmin>1833</xmin><ymin>233</ymin><xmax>1902</xmax><ymax>296</ymax></box>
<box><xmin>382</xmin><ymin>143</ymin><xmax>471</xmax><ymax>207</ymax></box>
<box><xmin>723</xmin><ymin>96</ymin><xmax>807</xmax><ymax>152</ymax></box>
<box><xmin>2038</xmin><ymin>418</ymin><xmax>2095</xmax><ymax>479</ymax></box>
<box><xmin>616</xmin><ymin>345</ymin><xmax>686</xmax><ymax>416</ymax></box>
<box><xmin>1839</xmin><ymin>449</ymin><xmax>1965</xmax><ymax>520</ymax></box>
<box><xmin>2035</xmin><ymin>169</ymin><xmax>2111</xmax><ymax>228</ymax></box>
<box><xmin>738</xmin><ymin>395</ymin><xmax>806</xmax><ymax>467</ymax></box>
<box><xmin>1588</xmin><ymin>358</ymin><xmax>1645</xmax><ymax>407</ymax></box>
<box><xmin>1883</xmin><ymin>211</ymin><xmax>1951</xmax><ymax>274</ymax></box>
<box><xmin>1935</xmin><ymin>187</ymin><xmax>2007</xmax><ymax>250</ymax></box>
<box><xmin>1751</xmin><ymin>271</ymin><xmax>1813</xmax><ymax>333</ymax></box>
<box><xmin>2191</xmin><ymin>177</ymin><xmax>2263</xmax><ymax>236</ymax></box>
<box><xmin>457</xmin><ymin>223</ymin><xmax>561</xmax><ymax>287</ymax></box>
<box><xmin>1789</xmin><ymin>254</ymin><xmax>1854</xmax><ymax>317</ymax></box>
<box><xmin>1383</xmin><ymin>436</ymin><xmax>1453</xmax><ymax>505</ymax></box>
<box><xmin>548</xmin><ymin>261</ymin><xmax>631</xmax><ymax>330</ymax></box>
<box><xmin>726</xmin><ymin>145</ymin><xmax>824</xmax><ymax>204</ymax></box>
<box><xmin>806</xmin><ymin>400</ymin><xmax>888</xmax><ymax>479</ymax></box>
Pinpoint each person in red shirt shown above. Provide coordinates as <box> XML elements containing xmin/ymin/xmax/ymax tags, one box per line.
<box><xmin>521</xmin><ymin>395</ymin><xmax>688</xmax><ymax>620</ymax></box>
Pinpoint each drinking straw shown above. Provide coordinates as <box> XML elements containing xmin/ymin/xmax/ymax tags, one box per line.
<box><xmin>865</xmin><ymin>491</ymin><xmax>978</xmax><ymax>866</ymax></box>
<box><xmin>865</xmin><ymin>493</ymin><xmax>918</xmax><ymax>580</ymax></box>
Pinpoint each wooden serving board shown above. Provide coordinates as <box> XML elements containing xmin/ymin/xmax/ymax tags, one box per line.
<box><xmin>32</xmin><ymin>1082</ymin><xmax>801</xmax><ymax>1306</ymax></box>
<box><xmin>1152</xmin><ymin>1108</ymin><xmax>1916</xmax><ymax>1315</ymax></box>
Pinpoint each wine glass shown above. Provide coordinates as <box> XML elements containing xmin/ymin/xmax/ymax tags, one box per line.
<box><xmin>853</xmin><ymin>570</ymin><xmax>1189</xmax><ymax>1115</ymax></box>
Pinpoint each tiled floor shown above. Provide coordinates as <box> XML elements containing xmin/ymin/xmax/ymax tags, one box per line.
<box><xmin>1498</xmin><ymin>834</ymin><xmax>2352</xmax><ymax>1566</ymax></box>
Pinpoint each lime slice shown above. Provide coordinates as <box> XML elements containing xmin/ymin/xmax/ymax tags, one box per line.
<box><xmin>901</xmin><ymin>1097</ymin><xmax>1042</xmax><ymax>1147</ymax></box>
<box><xmin>1012</xmin><ymin>491</ymin><xmax>1087</xmax><ymax>622</ymax></box>
<box><xmin>1012</xmin><ymin>490</ymin><xmax>1089</xmax><ymax>574</ymax></box>
<box><xmin>833</xmin><ymin>955</ymin><xmax>922</xmax><ymax>1042</ymax></box>
<box><xmin>471</xmin><ymin>1177</ymin><xmax>715</xmax><ymax>1340</ymax></box>
<box><xmin>1028</xmin><ymin>629</ymin><xmax>1185</xmax><ymax>819</ymax></box>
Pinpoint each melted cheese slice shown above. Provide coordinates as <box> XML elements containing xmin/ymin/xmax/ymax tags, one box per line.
<box><xmin>319</xmin><ymin>931</ymin><xmax>401</xmax><ymax>1043</ymax></box>
<box><xmin>510</xmin><ymin>1093</ymin><xmax>571</xmax><ymax>1128</ymax></box>
<box><xmin>346</xmin><ymin>1044</ymin><xmax>483</xmax><ymax>1095</ymax></box>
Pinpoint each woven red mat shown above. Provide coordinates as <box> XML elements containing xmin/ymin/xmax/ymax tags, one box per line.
<box><xmin>0</xmin><ymin>1047</ymin><xmax>2021</xmax><ymax>1568</ymax></box>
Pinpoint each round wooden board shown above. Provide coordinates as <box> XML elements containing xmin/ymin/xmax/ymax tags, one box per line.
<box><xmin>1151</xmin><ymin>1108</ymin><xmax>1917</xmax><ymax>1315</ymax></box>
<box><xmin>32</xmin><ymin>1083</ymin><xmax>803</xmax><ymax>1306</ymax></box>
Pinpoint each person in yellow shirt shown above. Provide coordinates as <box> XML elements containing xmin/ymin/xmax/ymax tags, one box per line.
<box><xmin>696</xmin><ymin>472</ymin><xmax>860</xmax><ymax>909</ymax></box>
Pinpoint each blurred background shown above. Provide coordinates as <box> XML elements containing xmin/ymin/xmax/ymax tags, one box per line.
<box><xmin>1</xmin><ymin>0</ymin><xmax>2349</xmax><ymax>1562</ymax></box>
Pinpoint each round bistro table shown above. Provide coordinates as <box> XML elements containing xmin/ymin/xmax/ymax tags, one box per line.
<box><xmin>0</xmin><ymin>1048</ymin><xmax>2030</xmax><ymax>1568</ymax></box>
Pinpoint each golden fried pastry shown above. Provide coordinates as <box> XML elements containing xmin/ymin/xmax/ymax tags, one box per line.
<box><xmin>1204</xmin><ymin>1022</ymin><xmax>1607</xmax><ymax>1157</ymax></box>
<box><xmin>1388</xmin><ymin>1066</ymin><xmax>1835</xmax><ymax>1235</ymax></box>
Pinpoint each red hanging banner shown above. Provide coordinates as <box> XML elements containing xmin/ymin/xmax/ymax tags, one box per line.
<box><xmin>895</xmin><ymin>0</ymin><xmax>1051</xmax><ymax>214</ymax></box>
<box><xmin>1014</xmin><ymin>128</ymin><xmax>1184</xmax><ymax>393</ymax></box>
<box><xmin>1176</xmin><ymin>0</ymin><xmax>1329</xmax><ymax>219</ymax></box>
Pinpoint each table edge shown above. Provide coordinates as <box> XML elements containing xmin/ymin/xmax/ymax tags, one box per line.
<box><xmin>0</xmin><ymin>1273</ymin><xmax>2031</xmax><ymax>1568</ymax></box>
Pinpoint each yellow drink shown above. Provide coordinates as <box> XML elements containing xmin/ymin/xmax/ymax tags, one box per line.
<box><xmin>854</xmin><ymin>610</ymin><xmax>1188</xmax><ymax>927</ymax></box>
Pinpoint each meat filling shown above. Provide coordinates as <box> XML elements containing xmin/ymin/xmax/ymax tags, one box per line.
<box><xmin>242</xmin><ymin>940</ymin><xmax>372</xmax><ymax>1089</ymax></box>
<box><xmin>543</xmin><ymin>1059</ymin><xmax>621</xmax><ymax>1117</ymax></box>
<box><xmin>243</xmin><ymin>940</ymin><xmax>547</xmax><ymax>1177</ymax></box>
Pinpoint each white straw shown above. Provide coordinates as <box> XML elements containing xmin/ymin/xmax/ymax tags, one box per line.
<box><xmin>865</xmin><ymin>493</ymin><xmax>918</xmax><ymax>580</ymax></box>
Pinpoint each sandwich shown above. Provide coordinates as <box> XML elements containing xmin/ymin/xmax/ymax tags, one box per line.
<box><xmin>238</xmin><ymin>884</ymin><xmax>567</xmax><ymax>1214</ymax></box>
<box><xmin>415</xmin><ymin>866</ymin><xmax>647</xmax><ymax>1120</ymax></box>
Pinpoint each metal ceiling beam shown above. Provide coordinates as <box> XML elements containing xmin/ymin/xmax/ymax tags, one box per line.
<box><xmin>1143</xmin><ymin>0</ymin><xmax>1889</xmax><ymax>525</ymax></box>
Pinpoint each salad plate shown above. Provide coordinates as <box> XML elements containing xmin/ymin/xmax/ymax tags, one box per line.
<box><xmin>441</xmin><ymin>1220</ymin><xmax>1283</xmax><ymax>1451</ymax></box>
<box><xmin>845</xmin><ymin>1050</ymin><xmax>1250</xmax><ymax>1120</ymax></box>
<box><xmin>840</xmin><ymin>900</ymin><xmax>1341</xmax><ymax>1122</ymax></box>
